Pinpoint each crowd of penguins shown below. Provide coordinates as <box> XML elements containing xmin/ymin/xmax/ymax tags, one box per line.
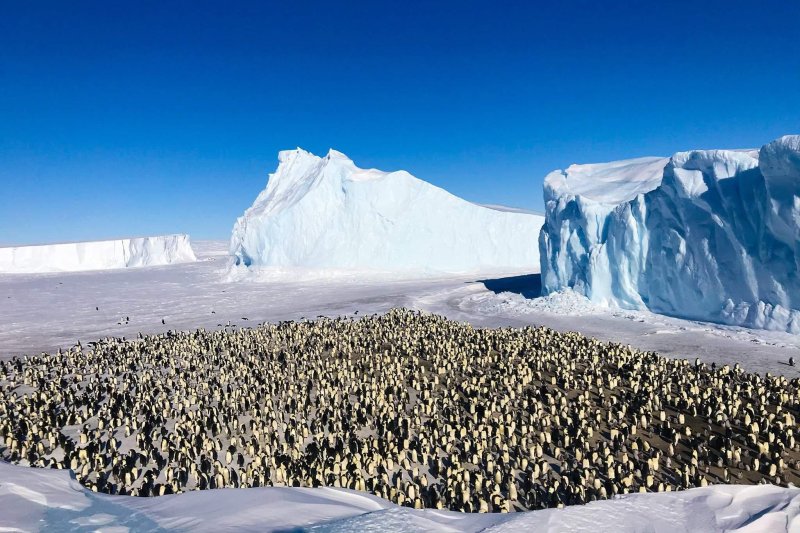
<box><xmin>1</xmin><ymin>309</ymin><xmax>799</xmax><ymax>513</ymax></box>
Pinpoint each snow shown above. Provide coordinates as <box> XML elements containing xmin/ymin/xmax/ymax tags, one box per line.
<box><xmin>1</xmin><ymin>242</ymin><xmax>798</xmax><ymax>377</ymax></box>
<box><xmin>1</xmin><ymin>139</ymin><xmax>797</xmax><ymax>533</ymax></box>
<box><xmin>540</xmin><ymin>135</ymin><xmax>800</xmax><ymax>333</ymax></box>
<box><xmin>544</xmin><ymin>156</ymin><xmax>669</xmax><ymax>204</ymax></box>
<box><xmin>0</xmin><ymin>235</ymin><xmax>197</xmax><ymax>274</ymax></box>
<box><xmin>476</xmin><ymin>203</ymin><xmax>544</xmax><ymax>215</ymax></box>
<box><xmin>230</xmin><ymin>148</ymin><xmax>544</xmax><ymax>274</ymax></box>
<box><xmin>2</xmin><ymin>245</ymin><xmax>800</xmax><ymax>530</ymax></box>
<box><xmin>455</xmin><ymin>284</ymin><xmax>800</xmax><ymax>376</ymax></box>
<box><xmin>1</xmin><ymin>461</ymin><xmax>799</xmax><ymax>533</ymax></box>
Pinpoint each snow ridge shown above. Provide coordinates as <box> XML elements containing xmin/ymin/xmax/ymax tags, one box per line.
<box><xmin>540</xmin><ymin>135</ymin><xmax>800</xmax><ymax>333</ymax></box>
<box><xmin>1</xmin><ymin>461</ymin><xmax>799</xmax><ymax>533</ymax></box>
<box><xmin>231</xmin><ymin>148</ymin><xmax>544</xmax><ymax>274</ymax></box>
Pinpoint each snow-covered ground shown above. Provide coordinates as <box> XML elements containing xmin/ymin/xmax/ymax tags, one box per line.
<box><xmin>3</xmin><ymin>241</ymin><xmax>800</xmax><ymax>532</ymax></box>
<box><xmin>0</xmin><ymin>235</ymin><xmax>196</xmax><ymax>274</ymax></box>
<box><xmin>0</xmin><ymin>241</ymin><xmax>498</xmax><ymax>359</ymax></box>
<box><xmin>1</xmin><ymin>461</ymin><xmax>798</xmax><ymax>532</ymax></box>
<box><xmin>445</xmin><ymin>280</ymin><xmax>800</xmax><ymax>376</ymax></box>
<box><xmin>0</xmin><ymin>241</ymin><xmax>797</xmax><ymax>378</ymax></box>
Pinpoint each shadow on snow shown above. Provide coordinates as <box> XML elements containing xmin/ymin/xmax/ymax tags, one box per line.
<box><xmin>477</xmin><ymin>273</ymin><xmax>542</xmax><ymax>299</ymax></box>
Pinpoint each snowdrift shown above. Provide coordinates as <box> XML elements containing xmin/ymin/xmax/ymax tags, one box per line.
<box><xmin>540</xmin><ymin>135</ymin><xmax>800</xmax><ymax>333</ymax></box>
<box><xmin>0</xmin><ymin>234</ymin><xmax>197</xmax><ymax>273</ymax></box>
<box><xmin>1</xmin><ymin>462</ymin><xmax>798</xmax><ymax>532</ymax></box>
<box><xmin>230</xmin><ymin>149</ymin><xmax>544</xmax><ymax>274</ymax></box>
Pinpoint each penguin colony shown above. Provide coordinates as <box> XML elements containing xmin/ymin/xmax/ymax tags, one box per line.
<box><xmin>1</xmin><ymin>309</ymin><xmax>799</xmax><ymax>513</ymax></box>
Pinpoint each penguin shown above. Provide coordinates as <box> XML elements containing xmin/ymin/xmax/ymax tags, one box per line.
<box><xmin>0</xmin><ymin>308</ymin><xmax>798</xmax><ymax>514</ymax></box>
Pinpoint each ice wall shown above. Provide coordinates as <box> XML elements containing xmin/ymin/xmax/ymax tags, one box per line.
<box><xmin>540</xmin><ymin>135</ymin><xmax>800</xmax><ymax>333</ymax></box>
<box><xmin>0</xmin><ymin>234</ymin><xmax>197</xmax><ymax>274</ymax></box>
<box><xmin>231</xmin><ymin>149</ymin><xmax>544</xmax><ymax>273</ymax></box>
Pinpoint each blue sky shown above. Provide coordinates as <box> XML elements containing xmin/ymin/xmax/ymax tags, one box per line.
<box><xmin>1</xmin><ymin>1</ymin><xmax>798</xmax><ymax>244</ymax></box>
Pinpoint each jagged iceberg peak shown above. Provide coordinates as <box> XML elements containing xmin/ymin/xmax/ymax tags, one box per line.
<box><xmin>539</xmin><ymin>134</ymin><xmax>800</xmax><ymax>333</ymax></box>
<box><xmin>277</xmin><ymin>147</ymin><xmax>311</xmax><ymax>163</ymax></box>
<box><xmin>277</xmin><ymin>147</ymin><xmax>356</xmax><ymax>165</ymax></box>
<box><xmin>268</xmin><ymin>148</ymin><xmax>387</xmax><ymax>191</ymax></box>
<box><xmin>325</xmin><ymin>148</ymin><xmax>352</xmax><ymax>160</ymax></box>
<box><xmin>247</xmin><ymin>148</ymin><xmax>365</xmax><ymax>220</ymax></box>
<box><xmin>230</xmin><ymin>149</ymin><xmax>544</xmax><ymax>273</ymax></box>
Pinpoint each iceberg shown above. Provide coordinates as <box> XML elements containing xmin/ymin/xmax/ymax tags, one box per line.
<box><xmin>231</xmin><ymin>149</ymin><xmax>543</xmax><ymax>274</ymax></box>
<box><xmin>540</xmin><ymin>135</ymin><xmax>800</xmax><ymax>333</ymax></box>
<box><xmin>0</xmin><ymin>234</ymin><xmax>197</xmax><ymax>274</ymax></box>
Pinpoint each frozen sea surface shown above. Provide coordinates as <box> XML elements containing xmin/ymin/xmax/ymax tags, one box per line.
<box><xmin>2</xmin><ymin>243</ymin><xmax>800</xmax><ymax>532</ymax></box>
<box><xmin>0</xmin><ymin>241</ymin><xmax>797</xmax><ymax>377</ymax></box>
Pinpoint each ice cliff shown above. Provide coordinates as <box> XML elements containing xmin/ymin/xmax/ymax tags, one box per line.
<box><xmin>0</xmin><ymin>234</ymin><xmax>197</xmax><ymax>273</ymax></box>
<box><xmin>540</xmin><ymin>135</ymin><xmax>800</xmax><ymax>333</ymax></box>
<box><xmin>231</xmin><ymin>149</ymin><xmax>543</xmax><ymax>273</ymax></box>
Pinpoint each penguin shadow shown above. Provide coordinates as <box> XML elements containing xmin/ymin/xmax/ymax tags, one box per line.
<box><xmin>476</xmin><ymin>273</ymin><xmax>542</xmax><ymax>299</ymax></box>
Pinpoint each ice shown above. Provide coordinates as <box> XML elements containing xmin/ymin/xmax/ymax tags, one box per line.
<box><xmin>2</xmin><ymin>142</ymin><xmax>799</xmax><ymax>531</ymax></box>
<box><xmin>543</xmin><ymin>156</ymin><xmax>669</xmax><ymax>204</ymax></box>
<box><xmin>2</xmin><ymin>244</ymin><xmax>797</xmax><ymax>377</ymax></box>
<box><xmin>1</xmin><ymin>461</ymin><xmax>798</xmax><ymax>532</ymax></box>
<box><xmin>2</xmin><ymin>245</ymin><xmax>800</xmax><ymax>530</ymax></box>
<box><xmin>0</xmin><ymin>235</ymin><xmax>196</xmax><ymax>274</ymax></box>
<box><xmin>230</xmin><ymin>148</ymin><xmax>544</xmax><ymax>274</ymax></box>
<box><xmin>454</xmin><ymin>283</ymin><xmax>800</xmax><ymax>376</ymax></box>
<box><xmin>540</xmin><ymin>135</ymin><xmax>800</xmax><ymax>333</ymax></box>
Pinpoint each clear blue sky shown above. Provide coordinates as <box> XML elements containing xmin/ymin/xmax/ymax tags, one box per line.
<box><xmin>2</xmin><ymin>1</ymin><xmax>798</xmax><ymax>244</ymax></box>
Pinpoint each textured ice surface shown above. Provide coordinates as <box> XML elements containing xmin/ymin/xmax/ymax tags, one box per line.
<box><xmin>0</xmin><ymin>234</ymin><xmax>197</xmax><ymax>273</ymax></box>
<box><xmin>1</xmin><ymin>461</ymin><xmax>799</xmax><ymax>533</ymax></box>
<box><xmin>540</xmin><ymin>135</ymin><xmax>800</xmax><ymax>333</ymax></box>
<box><xmin>230</xmin><ymin>149</ymin><xmax>544</xmax><ymax>274</ymax></box>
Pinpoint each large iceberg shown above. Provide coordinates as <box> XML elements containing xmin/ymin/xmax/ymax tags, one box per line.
<box><xmin>231</xmin><ymin>149</ymin><xmax>543</xmax><ymax>274</ymax></box>
<box><xmin>540</xmin><ymin>135</ymin><xmax>800</xmax><ymax>333</ymax></box>
<box><xmin>0</xmin><ymin>234</ymin><xmax>197</xmax><ymax>274</ymax></box>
